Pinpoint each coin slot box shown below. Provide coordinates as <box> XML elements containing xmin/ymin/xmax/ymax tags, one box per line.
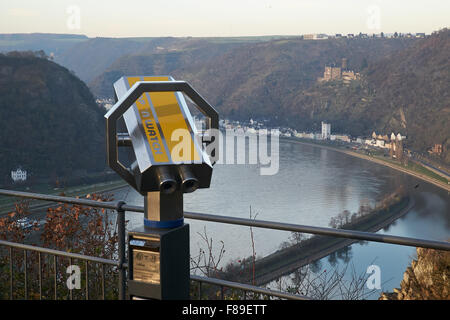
<box><xmin>127</xmin><ymin>224</ymin><xmax>189</xmax><ymax>300</ymax></box>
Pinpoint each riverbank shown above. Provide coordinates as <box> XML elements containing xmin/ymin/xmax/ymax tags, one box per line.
<box><xmin>284</xmin><ymin>137</ymin><xmax>450</xmax><ymax>193</ymax></box>
<box><xmin>222</xmin><ymin>194</ymin><xmax>413</xmax><ymax>286</ymax></box>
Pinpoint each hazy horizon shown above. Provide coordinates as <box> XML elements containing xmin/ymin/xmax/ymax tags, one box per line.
<box><xmin>1</xmin><ymin>0</ymin><xmax>449</xmax><ymax>38</ymax></box>
<box><xmin>0</xmin><ymin>30</ymin><xmax>444</xmax><ymax>39</ymax></box>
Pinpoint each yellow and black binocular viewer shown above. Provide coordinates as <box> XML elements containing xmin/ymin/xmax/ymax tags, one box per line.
<box><xmin>105</xmin><ymin>76</ymin><xmax>218</xmax><ymax>196</ymax></box>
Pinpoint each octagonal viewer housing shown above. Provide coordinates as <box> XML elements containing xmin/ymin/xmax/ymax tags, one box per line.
<box><xmin>105</xmin><ymin>76</ymin><xmax>218</xmax><ymax>195</ymax></box>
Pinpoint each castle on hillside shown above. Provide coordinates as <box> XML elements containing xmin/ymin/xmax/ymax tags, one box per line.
<box><xmin>318</xmin><ymin>58</ymin><xmax>360</xmax><ymax>83</ymax></box>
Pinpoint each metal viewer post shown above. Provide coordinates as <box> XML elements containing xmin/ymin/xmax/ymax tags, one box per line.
<box><xmin>105</xmin><ymin>75</ymin><xmax>218</xmax><ymax>300</ymax></box>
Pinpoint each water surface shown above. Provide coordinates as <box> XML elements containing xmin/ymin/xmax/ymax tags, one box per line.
<box><xmin>114</xmin><ymin>139</ymin><xmax>450</xmax><ymax>298</ymax></box>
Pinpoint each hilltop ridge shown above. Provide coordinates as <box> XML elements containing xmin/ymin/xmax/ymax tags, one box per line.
<box><xmin>0</xmin><ymin>51</ymin><xmax>106</xmax><ymax>184</ymax></box>
<box><xmin>284</xmin><ymin>29</ymin><xmax>450</xmax><ymax>162</ymax></box>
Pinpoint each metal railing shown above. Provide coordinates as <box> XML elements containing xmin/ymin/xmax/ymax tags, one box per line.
<box><xmin>0</xmin><ymin>188</ymin><xmax>449</xmax><ymax>300</ymax></box>
<box><xmin>0</xmin><ymin>239</ymin><xmax>119</xmax><ymax>300</ymax></box>
<box><xmin>0</xmin><ymin>189</ymin><xmax>128</xmax><ymax>300</ymax></box>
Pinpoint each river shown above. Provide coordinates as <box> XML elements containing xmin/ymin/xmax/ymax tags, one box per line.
<box><xmin>112</xmin><ymin>138</ymin><xmax>450</xmax><ymax>299</ymax></box>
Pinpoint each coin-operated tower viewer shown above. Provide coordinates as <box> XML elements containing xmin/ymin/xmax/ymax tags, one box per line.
<box><xmin>104</xmin><ymin>76</ymin><xmax>218</xmax><ymax>299</ymax></box>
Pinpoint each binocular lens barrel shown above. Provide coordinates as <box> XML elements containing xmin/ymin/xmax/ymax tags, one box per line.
<box><xmin>178</xmin><ymin>165</ymin><xmax>199</xmax><ymax>193</ymax></box>
<box><xmin>155</xmin><ymin>166</ymin><xmax>177</xmax><ymax>194</ymax></box>
<box><xmin>133</xmin><ymin>164</ymin><xmax>199</xmax><ymax>194</ymax></box>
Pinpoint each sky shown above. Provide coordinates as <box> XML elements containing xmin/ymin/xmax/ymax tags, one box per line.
<box><xmin>0</xmin><ymin>0</ymin><xmax>449</xmax><ymax>37</ymax></box>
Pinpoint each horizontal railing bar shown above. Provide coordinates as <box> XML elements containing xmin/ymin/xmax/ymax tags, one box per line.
<box><xmin>184</xmin><ymin>211</ymin><xmax>450</xmax><ymax>251</ymax></box>
<box><xmin>190</xmin><ymin>275</ymin><xmax>311</xmax><ymax>300</ymax></box>
<box><xmin>89</xmin><ymin>202</ymin><xmax>450</xmax><ymax>251</ymax></box>
<box><xmin>1</xmin><ymin>189</ymin><xmax>449</xmax><ymax>251</ymax></box>
<box><xmin>0</xmin><ymin>189</ymin><xmax>119</xmax><ymax>210</ymax></box>
<box><xmin>0</xmin><ymin>239</ymin><xmax>121</xmax><ymax>267</ymax></box>
<box><xmin>121</xmin><ymin>204</ymin><xmax>144</xmax><ymax>213</ymax></box>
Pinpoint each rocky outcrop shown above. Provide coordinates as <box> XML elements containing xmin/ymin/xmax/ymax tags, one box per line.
<box><xmin>380</xmin><ymin>247</ymin><xmax>450</xmax><ymax>300</ymax></box>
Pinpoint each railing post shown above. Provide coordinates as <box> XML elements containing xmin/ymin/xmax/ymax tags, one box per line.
<box><xmin>9</xmin><ymin>247</ymin><xmax>13</xmax><ymax>300</ymax></box>
<box><xmin>116</xmin><ymin>201</ymin><xmax>127</xmax><ymax>300</ymax></box>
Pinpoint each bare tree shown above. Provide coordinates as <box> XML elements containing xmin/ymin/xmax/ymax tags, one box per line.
<box><xmin>190</xmin><ymin>226</ymin><xmax>226</xmax><ymax>278</ymax></box>
<box><xmin>249</xmin><ymin>206</ymin><xmax>258</xmax><ymax>285</ymax></box>
<box><xmin>274</xmin><ymin>262</ymin><xmax>379</xmax><ymax>300</ymax></box>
